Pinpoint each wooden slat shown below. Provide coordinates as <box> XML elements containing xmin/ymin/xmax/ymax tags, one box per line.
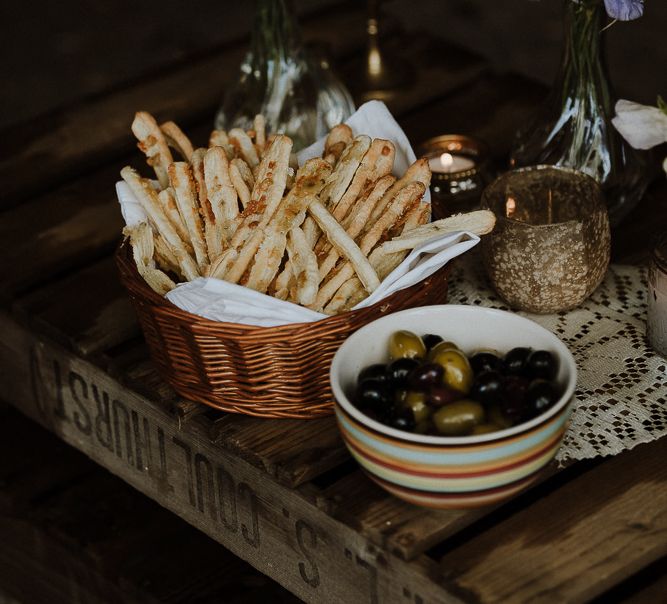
<box><xmin>0</xmin><ymin>4</ymin><xmax>368</xmax><ymax>207</ymax></box>
<box><xmin>0</xmin><ymin>161</ymin><xmax>125</xmax><ymax>302</ymax></box>
<box><xmin>0</xmin><ymin>411</ymin><xmax>300</xmax><ymax>604</ymax></box>
<box><xmin>439</xmin><ymin>438</ymin><xmax>667</xmax><ymax>604</ymax></box>
<box><xmin>14</xmin><ymin>256</ymin><xmax>139</xmax><ymax>357</ymax></box>
<box><xmin>210</xmin><ymin>414</ymin><xmax>348</xmax><ymax>488</ymax></box>
<box><xmin>0</xmin><ymin>310</ymin><xmax>456</xmax><ymax>604</ymax></box>
<box><xmin>323</xmin><ymin>471</ymin><xmax>490</xmax><ymax>561</ymax></box>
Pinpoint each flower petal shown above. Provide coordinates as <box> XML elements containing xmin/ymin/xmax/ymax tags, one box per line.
<box><xmin>612</xmin><ymin>100</ymin><xmax>667</xmax><ymax>150</ymax></box>
<box><xmin>604</xmin><ymin>0</ymin><xmax>644</xmax><ymax>20</ymax></box>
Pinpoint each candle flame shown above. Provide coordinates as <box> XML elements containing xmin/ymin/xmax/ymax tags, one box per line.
<box><xmin>440</xmin><ymin>152</ymin><xmax>454</xmax><ymax>169</ymax></box>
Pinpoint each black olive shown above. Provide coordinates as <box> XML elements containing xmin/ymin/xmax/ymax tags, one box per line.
<box><xmin>526</xmin><ymin>350</ymin><xmax>557</xmax><ymax>380</ymax></box>
<box><xmin>470</xmin><ymin>352</ymin><xmax>505</xmax><ymax>375</ymax></box>
<box><xmin>470</xmin><ymin>370</ymin><xmax>504</xmax><ymax>405</ymax></box>
<box><xmin>355</xmin><ymin>379</ymin><xmax>392</xmax><ymax>411</ymax></box>
<box><xmin>387</xmin><ymin>357</ymin><xmax>420</xmax><ymax>388</ymax></box>
<box><xmin>504</xmin><ymin>347</ymin><xmax>532</xmax><ymax>376</ymax></box>
<box><xmin>526</xmin><ymin>379</ymin><xmax>559</xmax><ymax>417</ymax></box>
<box><xmin>408</xmin><ymin>363</ymin><xmax>444</xmax><ymax>390</ymax></box>
<box><xmin>427</xmin><ymin>385</ymin><xmax>463</xmax><ymax>407</ymax></box>
<box><xmin>390</xmin><ymin>407</ymin><xmax>417</xmax><ymax>431</ymax></box>
<box><xmin>500</xmin><ymin>375</ymin><xmax>530</xmax><ymax>424</ymax></box>
<box><xmin>422</xmin><ymin>333</ymin><xmax>443</xmax><ymax>351</ymax></box>
<box><xmin>358</xmin><ymin>363</ymin><xmax>389</xmax><ymax>385</ymax></box>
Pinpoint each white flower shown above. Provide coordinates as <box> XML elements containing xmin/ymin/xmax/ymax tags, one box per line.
<box><xmin>612</xmin><ymin>99</ymin><xmax>667</xmax><ymax>150</ymax></box>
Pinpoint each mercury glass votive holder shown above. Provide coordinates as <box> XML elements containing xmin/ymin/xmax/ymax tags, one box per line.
<box><xmin>481</xmin><ymin>165</ymin><xmax>611</xmax><ymax>314</ymax></box>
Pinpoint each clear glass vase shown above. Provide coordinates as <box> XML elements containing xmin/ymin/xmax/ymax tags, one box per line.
<box><xmin>214</xmin><ymin>0</ymin><xmax>355</xmax><ymax>151</ymax></box>
<box><xmin>510</xmin><ymin>0</ymin><xmax>649</xmax><ymax>225</ymax></box>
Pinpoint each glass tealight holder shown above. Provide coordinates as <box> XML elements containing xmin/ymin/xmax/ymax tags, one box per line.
<box><xmin>647</xmin><ymin>232</ymin><xmax>667</xmax><ymax>357</ymax></box>
<box><xmin>481</xmin><ymin>165</ymin><xmax>611</xmax><ymax>314</ymax></box>
<box><xmin>417</xmin><ymin>135</ymin><xmax>492</xmax><ymax>220</ymax></box>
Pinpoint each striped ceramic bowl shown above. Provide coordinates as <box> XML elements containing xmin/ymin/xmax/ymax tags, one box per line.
<box><xmin>330</xmin><ymin>305</ymin><xmax>577</xmax><ymax>509</ymax></box>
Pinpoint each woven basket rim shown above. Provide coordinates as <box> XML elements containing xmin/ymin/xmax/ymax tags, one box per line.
<box><xmin>115</xmin><ymin>239</ymin><xmax>452</xmax><ymax>334</ymax></box>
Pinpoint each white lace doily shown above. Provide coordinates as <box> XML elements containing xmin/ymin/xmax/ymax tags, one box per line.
<box><xmin>448</xmin><ymin>252</ymin><xmax>667</xmax><ymax>464</ymax></box>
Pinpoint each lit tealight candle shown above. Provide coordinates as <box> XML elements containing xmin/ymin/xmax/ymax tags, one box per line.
<box><xmin>428</xmin><ymin>152</ymin><xmax>476</xmax><ymax>174</ymax></box>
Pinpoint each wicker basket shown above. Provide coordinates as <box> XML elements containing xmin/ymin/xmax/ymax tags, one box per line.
<box><xmin>115</xmin><ymin>241</ymin><xmax>450</xmax><ymax>418</ymax></box>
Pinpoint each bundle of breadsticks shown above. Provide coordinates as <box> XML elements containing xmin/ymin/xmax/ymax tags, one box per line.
<box><xmin>120</xmin><ymin>110</ymin><xmax>494</xmax><ymax>315</ymax></box>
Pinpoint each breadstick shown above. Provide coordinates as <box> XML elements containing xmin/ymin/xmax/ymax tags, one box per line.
<box><xmin>320</xmin><ymin>135</ymin><xmax>371</xmax><ymax>209</ymax></box>
<box><xmin>253</xmin><ymin>114</ymin><xmax>266</xmax><ymax>151</ymax></box>
<box><xmin>381</xmin><ymin>209</ymin><xmax>496</xmax><ymax>253</ymax></box>
<box><xmin>286</xmin><ymin>226</ymin><xmax>320</xmax><ymax>306</ymax></box>
<box><xmin>229</xmin><ymin>158</ymin><xmax>254</xmax><ymax>208</ymax></box>
<box><xmin>317</xmin><ymin>175</ymin><xmax>396</xmax><ymax>281</ymax></box>
<box><xmin>368</xmin><ymin>158</ymin><xmax>432</xmax><ymax>225</ymax></box>
<box><xmin>156</xmin><ymin>187</ymin><xmax>192</xmax><ymax>254</ymax></box>
<box><xmin>323</xmin><ymin>124</ymin><xmax>353</xmax><ymax>165</ymax></box>
<box><xmin>308</xmin><ymin>199</ymin><xmax>380</xmax><ymax>295</ymax></box>
<box><xmin>168</xmin><ymin>162</ymin><xmax>209</xmax><ymax>270</ymax></box>
<box><xmin>229</xmin><ymin>128</ymin><xmax>260</xmax><ymax>168</ymax></box>
<box><xmin>131</xmin><ymin>112</ymin><xmax>173</xmax><ymax>188</ymax></box>
<box><xmin>204</xmin><ymin>146</ymin><xmax>239</xmax><ymax>244</ymax></box>
<box><xmin>244</xmin><ymin>158</ymin><xmax>331</xmax><ymax>292</ymax></box>
<box><xmin>314</xmin><ymin>182</ymin><xmax>424</xmax><ymax>309</ymax></box>
<box><xmin>124</xmin><ymin>223</ymin><xmax>176</xmax><ymax>295</ymax></box>
<box><xmin>331</xmin><ymin>139</ymin><xmax>395</xmax><ymax>222</ymax></box>
<box><xmin>120</xmin><ymin>166</ymin><xmax>199</xmax><ymax>280</ymax></box>
<box><xmin>214</xmin><ymin>135</ymin><xmax>293</xmax><ymax>282</ymax></box>
<box><xmin>160</xmin><ymin>121</ymin><xmax>194</xmax><ymax>161</ymax></box>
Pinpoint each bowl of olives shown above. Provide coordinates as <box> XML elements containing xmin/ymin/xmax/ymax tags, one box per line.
<box><xmin>330</xmin><ymin>305</ymin><xmax>577</xmax><ymax>509</ymax></box>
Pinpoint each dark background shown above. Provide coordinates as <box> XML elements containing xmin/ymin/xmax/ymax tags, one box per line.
<box><xmin>1</xmin><ymin>0</ymin><xmax>664</xmax><ymax>131</ymax></box>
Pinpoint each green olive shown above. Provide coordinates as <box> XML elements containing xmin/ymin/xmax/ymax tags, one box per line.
<box><xmin>414</xmin><ymin>419</ymin><xmax>431</xmax><ymax>434</ymax></box>
<box><xmin>432</xmin><ymin>400</ymin><xmax>485</xmax><ymax>436</ymax></box>
<box><xmin>405</xmin><ymin>391</ymin><xmax>431</xmax><ymax>423</ymax></box>
<box><xmin>427</xmin><ymin>341</ymin><xmax>460</xmax><ymax>360</ymax></box>
<box><xmin>389</xmin><ymin>330</ymin><xmax>426</xmax><ymax>360</ymax></box>
<box><xmin>471</xmin><ymin>423</ymin><xmax>503</xmax><ymax>435</ymax></box>
<box><xmin>430</xmin><ymin>348</ymin><xmax>473</xmax><ymax>394</ymax></box>
<box><xmin>487</xmin><ymin>404</ymin><xmax>512</xmax><ymax>429</ymax></box>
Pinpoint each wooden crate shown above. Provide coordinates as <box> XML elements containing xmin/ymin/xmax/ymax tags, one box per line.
<box><xmin>1</xmin><ymin>5</ymin><xmax>666</xmax><ymax>602</ymax></box>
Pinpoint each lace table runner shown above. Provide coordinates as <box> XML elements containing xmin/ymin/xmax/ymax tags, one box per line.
<box><xmin>448</xmin><ymin>252</ymin><xmax>667</xmax><ymax>463</ymax></box>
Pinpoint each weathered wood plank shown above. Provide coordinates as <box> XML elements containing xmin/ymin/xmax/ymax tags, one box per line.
<box><xmin>0</xmin><ymin>412</ymin><xmax>300</xmax><ymax>604</ymax></box>
<box><xmin>115</xmin><ymin>351</ymin><xmax>349</xmax><ymax>488</ymax></box>
<box><xmin>14</xmin><ymin>256</ymin><xmax>139</xmax><ymax>357</ymax></box>
<box><xmin>439</xmin><ymin>438</ymin><xmax>667</xmax><ymax>604</ymax></box>
<box><xmin>0</xmin><ymin>309</ymin><xmax>460</xmax><ymax>604</ymax></box>
<box><xmin>323</xmin><ymin>471</ymin><xmax>490</xmax><ymax>562</ymax></box>
<box><xmin>0</xmin><ymin>161</ymin><xmax>125</xmax><ymax>302</ymax></box>
<box><xmin>0</xmin><ymin>4</ymin><xmax>369</xmax><ymax>206</ymax></box>
<box><xmin>210</xmin><ymin>414</ymin><xmax>348</xmax><ymax>487</ymax></box>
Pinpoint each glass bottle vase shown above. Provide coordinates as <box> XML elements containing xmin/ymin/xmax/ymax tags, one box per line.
<box><xmin>510</xmin><ymin>0</ymin><xmax>648</xmax><ymax>225</ymax></box>
<box><xmin>214</xmin><ymin>0</ymin><xmax>355</xmax><ymax>152</ymax></box>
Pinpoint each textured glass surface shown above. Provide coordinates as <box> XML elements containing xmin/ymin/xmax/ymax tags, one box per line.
<box><xmin>214</xmin><ymin>0</ymin><xmax>354</xmax><ymax>151</ymax></box>
<box><xmin>510</xmin><ymin>0</ymin><xmax>649</xmax><ymax>225</ymax></box>
<box><xmin>481</xmin><ymin>166</ymin><xmax>611</xmax><ymax>314</ymax></box>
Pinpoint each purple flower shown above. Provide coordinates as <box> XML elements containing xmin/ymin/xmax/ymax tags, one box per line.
<box><xmin>603</xmin><ymin>0</ymin><xmax>645</xmax><ymax>20</ymax></box>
